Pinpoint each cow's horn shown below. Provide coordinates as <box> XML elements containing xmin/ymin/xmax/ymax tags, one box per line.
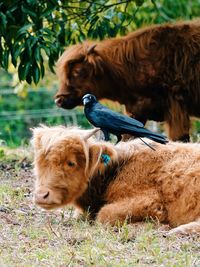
<box><xmin>83</xmin><ymin>128</ymin><xmax>100</xmax><ymax>140</ymax></box>
<box><xmin>87</xmin><ymin>44</ymin><xmax>97</xmax><ymax>54</ymax></box>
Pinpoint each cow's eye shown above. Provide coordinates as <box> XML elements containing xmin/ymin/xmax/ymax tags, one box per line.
<box><xmin>72</xmin><ymin>67</ymin><xmax>88</xmax><ymax>79</ymax></box>
<box><xmin>71</xmin><ymin>69</ymin><xmax>80</xmax><ymax>77</ymax></box>
<box><xmin>67</xmin><ymin>160</ymin><xmax>75</xmax><ymax>167</ymax></box>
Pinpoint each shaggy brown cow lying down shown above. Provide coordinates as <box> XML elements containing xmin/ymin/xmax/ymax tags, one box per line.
<box><xmin>32</xmin><ymin>126</ymin><xmax>200</xmax><ymax>235</ymax></box>
<box><xmin>55</xmin><ymin>19</ymin><xmax>200</xmax><ymax>142</ymax></box>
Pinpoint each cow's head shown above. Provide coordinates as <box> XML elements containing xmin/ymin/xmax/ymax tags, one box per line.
<box><xmin>32</xmin><ymin>125</ymin><xmax>117</xmax><ymax>210</ymax></box>
<box><xmin>55</xmin><ymin>43</ymin><xmax>106</xmax><ymax>109</ymax></box>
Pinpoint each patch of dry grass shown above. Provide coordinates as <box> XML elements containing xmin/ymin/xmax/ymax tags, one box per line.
<box><xmin>0</xmin><ymin>147</ymin><xmax>199</xmax><ymax>267</ymax></box>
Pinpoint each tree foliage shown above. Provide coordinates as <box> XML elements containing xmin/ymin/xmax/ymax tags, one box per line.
<box><xmin>0</xmin><ymin>0</ymin><xmax>200</xmax><ymax>85</ymax></box>
<box><xmin>1</xmin><ymin>0</ymin><xmax>200</xmax><ymax>147</ymax></box>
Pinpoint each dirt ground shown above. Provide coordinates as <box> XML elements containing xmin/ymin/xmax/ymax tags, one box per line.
<box><xmin>0</xmin><ymin>147</ymin><xmax>199</xmax><ymax>267</ymax></box>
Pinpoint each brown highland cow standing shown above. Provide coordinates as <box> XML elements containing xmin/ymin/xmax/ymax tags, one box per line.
<box><xmin>32</xmin><ymin>126</ymin><xmax>200</xmax><ymax>235</ymax></box>
<box><xmin>55</xmin><ymin>20</ymin><xmax>200</xmax><ymax>142</ymax></box>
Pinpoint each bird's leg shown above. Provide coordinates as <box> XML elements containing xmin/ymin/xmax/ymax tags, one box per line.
<box><xmin>102</xmin><ymin>129</ymin><xmax>110</xmax><ymax>141</ymax></box>
<box><xmin>116</xmin><ymin>134</ymin><xmax>122</xmax><ymax>144</ymax></box>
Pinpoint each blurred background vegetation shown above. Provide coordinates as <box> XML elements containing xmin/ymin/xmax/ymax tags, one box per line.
<box><xmin>0</xmin><ymin>0</ymin><xmax>200</xmax><ymax>147</ymax></box>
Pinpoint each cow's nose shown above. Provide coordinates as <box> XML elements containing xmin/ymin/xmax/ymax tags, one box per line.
<box><xmin>35</xmin><ymin>191</ymin><xmax>50</xmax><ymax>204</ymax></box>
<box><xmin>55</xmin><ymin>97</ymin><xmax>63</xmax><ymax>107</ymax></box>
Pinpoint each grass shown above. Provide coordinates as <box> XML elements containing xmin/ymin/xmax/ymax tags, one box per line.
<box><xmin>0</xmin><ymin>147</ymin><xmax>199</xmax><ymax>267</ymax></box>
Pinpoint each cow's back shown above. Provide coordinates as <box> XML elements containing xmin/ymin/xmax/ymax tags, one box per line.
<box><xmin>105</xmin><ymin>142</ymin><xmax>200</xmax><ymax>226</ymax></box>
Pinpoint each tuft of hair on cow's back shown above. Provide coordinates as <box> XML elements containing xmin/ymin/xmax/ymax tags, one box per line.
<box><xmin>55</xmin><ymin>19</ymin><xmax>200</xmax><ymax>142</ymax></box>
<box><xmin>32</xmin><ymin>125</ymin><xmax>200</xmax><ymax>235</ymax></box>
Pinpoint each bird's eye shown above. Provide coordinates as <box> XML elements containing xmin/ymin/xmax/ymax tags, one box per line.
<box><xmin>66</xmin><ymin>161</ymin><xmax>75</xmax><ymax>167</ymax></box>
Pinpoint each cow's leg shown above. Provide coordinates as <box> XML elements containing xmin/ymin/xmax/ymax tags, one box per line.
<box><xmin>96</xmin><ymin>193</ymin><xmax>167</xmax><ymax>225</ymax></box>
<box><xmin>165</xmin><ymin>218</ymin><xmax>200</xmax><ymax>236</ymax></box>
<box><xmin>166</xmin><ymin>100</ymin><xmax>190</xmax><ymax>142</ymax></box>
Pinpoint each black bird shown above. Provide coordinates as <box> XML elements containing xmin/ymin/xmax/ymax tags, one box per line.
<box><xmin>82</xmin><ymin>94</ymin><xmax>168</xmax><ymax>146</ymax></box>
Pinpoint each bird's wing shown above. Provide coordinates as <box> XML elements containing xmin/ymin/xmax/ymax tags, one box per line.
<box><xmin>86</xmin><ymin>102</ymin><xmax>168</xmax><ymax>144</ymax></box>
<box><xmin>90</xmin><ymin>103</ymin><xmax>144</xmax><ymax>131</ymax></box>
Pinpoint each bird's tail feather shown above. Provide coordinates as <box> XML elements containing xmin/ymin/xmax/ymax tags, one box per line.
<box><xmin>139</xmin><ymin>138</ymin><xmax>156</xmax><ymax>150</ymax></box>
<box><xmin>146</xmin><ymin>135</ymin><xmax>168</xmax><ymax>144</ymax></box>
<box><xmin>132</xmin><ymin>128</ymin><xmax>168</xmax><ymax>144</ymax></box>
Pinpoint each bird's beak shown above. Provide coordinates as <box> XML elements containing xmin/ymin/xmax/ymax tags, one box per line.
<box><xmin>83</xmin><ymin>98</ymin><xmax>90</xmax><ymax>105</ymax></box>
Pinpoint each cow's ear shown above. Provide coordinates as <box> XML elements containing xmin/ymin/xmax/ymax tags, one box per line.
<box><xmin>30</xmin><ymin>126</ymin><xmax>46</xmax><ymax>150</ymax></box>
<box><xmin>99</xmin><ymin>144</ymin><xmax>118</xmax><ymax>169</ymax></box>
<box><xmin>87</xmin><ymin>144</ymin><xmax>101</xmax><ymax>177</ymax></box>
<box><xmin>84</xmin><ymin>45</ymin><xmax>105</xmax><ymax>76</ymax></box>
<box><xmin>31</xmin><ymin>131</ymin><xmax>42</xmax><ymax>150</ymax></box>
<box><xmin>87</xmin><ymin>44</ymin><xmax>97</xmax><ymax>55</ymax></box>
<box><xmin>87</xmin><ymin>143</ymin><xmax>118</xmax><ymax>176</ymax></box>
<box><xmin>86</xmin><ymin>54</ymin><xmax>104</xmax><ymax>77</ymax></box>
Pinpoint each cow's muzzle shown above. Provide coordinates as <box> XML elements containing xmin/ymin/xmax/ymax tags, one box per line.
<box><xmin>55</xmin><ymin>95</ymin><xmax>82</xmax><ymax>109</ymax></box>
<box><xmin>34</xmin><ymin>190</ymin><xmax>50</xmax><ymax>205</ymax></box>
<box><xmin>34</xmin><ymin>189</ymin><xmax>62</xmax><ymax>209</ymax></box>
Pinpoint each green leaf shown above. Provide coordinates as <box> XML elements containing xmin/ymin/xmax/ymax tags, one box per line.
<box><xmin>18</xmin><ymin>62</ymin><xmax>30</xmax><ymax>81</ymax></box>
<box><xmin>40</xmin><ymin>59</ymin><xmax>45</xmax><ymax>78</ymax></box>
<box><xmin>26</xmin><ymin>73</ymin><xmax>32</xmax><ymax>84</ymax></box>
<box><xmin>57</xmin><ymin>22</ymin><xmax>65</xmax><ymax>45</ymax></box>
<box><xmin>32</xmin><ymin>62</ymin><xmax>40</xmax><ymax>84</ymax></box>
<box><xmin>48</xmin><ymin>54</ymin><xmax>55</xmax><ymax>73</ymax></box>
<box><xmin>40</xmin><ymin>45</ymin><xmax>50</xmax><ymax>56</ymax></box>
<box><xmin>30</xmin><ymin>37</ymin><xmax>38</xmax><ymax>49</ymax></box>
<box><xmin>135</xmin><ymin>0</ymin><xmax>144</xmax><ymax>6</ymax></box>
<box><xmin>0</xmin><ymin>40</ymin><xmax>2</xmax><ymax>67</ymax></box>
<box><xmin>26</xmin><ymin>0</ymin><xmax>37</xmax><ymax>5</ymax></box>
<box><xmin>3</xmin><ymin>49</ymin><xmax>9</xmax><ymax>70</ymax></box>
<box><xmin>34</xmin><ymin>46</ymin><xmax>41</xmax><ymax>62</ymax></box>
<box><xmin>13</xmin><ymin>43</ymin><xmax>24</xmax><ymax>63</ymax></box>
<box><xmin>41</xmin><ymin>28</ymin><xmax>53</xmax><ymax>35</ymax></box>
<box><xmin>25</xmin><ymin>36</ymin><xmax>38</xmax><ymax>56</ymax></box>
<box><xmin>21</xmin><ymin>5</ymin><xmax>37</xmax><ymax>19</ymax></box>
<box><xmin>16</xmin><ymin>24</ymin><xmax>33</xmax><ymax>39</ymax></box>
<box><xmin>10</xmin><ymin>47</ymin><xmax>17</xmax><ymax>67</ymax></box>
<box><xmin>0</xmin><ymin>12</ymin><xmax>7</xmax><ymax>31</ymax></box>
<box><xmin>40</xmin><ymin>8</ymin><xmax>55</xmax><ymax>19</ymax></box>
<box><xmin>24</xmin><ymin>62</ymin><xmax>31</xmax><ymax>80</ymax></box>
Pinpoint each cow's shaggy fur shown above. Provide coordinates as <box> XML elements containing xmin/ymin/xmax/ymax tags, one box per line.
<box><xmin>55</xmin><ymin>20</ymin><xmax>200</xmax><ymax>142</ymax></box>
<box><xmin>32</xmin><ymin>126</ymin><xmax>200</xmax><ymax>235</ymax></box>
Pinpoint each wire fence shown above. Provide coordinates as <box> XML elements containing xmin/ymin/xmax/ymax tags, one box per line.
<box><xmin>0</xmin><ymin>108</ymin><xmax>81</xmax><ymax>124</ymax></box>
<box><xmin>0</xmin><ymin>86</ymin><xmax>161</xmax><ymax>146</ymax></box>
<box><xmin>0</xmin><ymin>88</ymin><xmax>88</xmax><ymax>146</ymax></box>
